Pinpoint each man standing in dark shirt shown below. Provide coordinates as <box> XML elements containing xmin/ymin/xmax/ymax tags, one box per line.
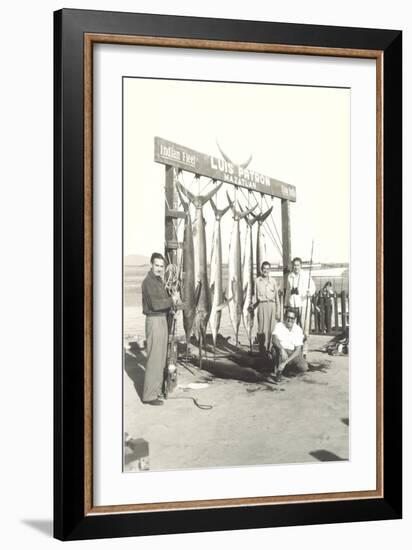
<box><xmin>141</xmin><ymin>252</ymin><xmax>179</xmax><ymax>405</ymax></box>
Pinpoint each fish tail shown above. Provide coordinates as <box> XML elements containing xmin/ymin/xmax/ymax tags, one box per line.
<box><xmin>200</xmin><ymin>181</ymin><xmax>223</xmax><ymax>206</ymax></box>
<box><xmin>238</xmin><ymin>204</ymin><xmax>257</xmax><ymax>219</ymax></box>
<box><xmin>210</xmin><ymin>198</ymin><xmax>218</xmax><ymax>216</ymax></box>
<box><xmin>259</xmin><ymin>206</ymin><xmax>273</xmax><ymax>223</ymax></box>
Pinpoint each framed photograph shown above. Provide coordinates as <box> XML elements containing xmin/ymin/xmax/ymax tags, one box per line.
<box><xmin>54</xmin><ymin>9</ymin><xmax>402</xmax><ymax>541</ymax></box>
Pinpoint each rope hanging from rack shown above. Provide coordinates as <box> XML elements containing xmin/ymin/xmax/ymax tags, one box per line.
<box><xmin>237</xmin><ymin>186</ymin><xmax>283</xmax><ymax>258</ymax></box>
<box><xmin>199</xmin><ymin>177</ymin><xmax>215</xmax><ymax>195</ymax></box>
<box><xmin>264</xmin><ymin>194</ymin><xmax>283</xmax><ymax>249</ymax></box>
<box><xmin>256</xmin><ymin>191</ymin><xmax>283</xmax><ymax>259</ymax></box>
<box><xmin>180</xmin><ymin>168</ymin><xmax>197</xmax><ymax>192</ymax></box>
<box><xmin>164</xmin><ymin>263</ymin><xmax>180</xmax><ymax>294</ymax></box>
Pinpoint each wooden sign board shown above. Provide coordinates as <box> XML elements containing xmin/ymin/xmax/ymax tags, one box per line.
<box><xmin>154</xmin><ymin>137</ymin><xmax>296</xmax><ymax>201</ymax></box>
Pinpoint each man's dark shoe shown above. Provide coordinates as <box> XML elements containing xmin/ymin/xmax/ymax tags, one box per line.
<box><xmin>268</xmin><ymin>372</ymin><xmax>282</xmax><ymax>383</ymax></box>
<box><xmin>144</xmin><ymin>399</ymin><xmax>164</xmax><ymax>406</ymax></box>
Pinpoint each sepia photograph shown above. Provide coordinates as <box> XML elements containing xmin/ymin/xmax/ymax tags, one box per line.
<box><xmin>122</xmin><ymin>76</ymin><xmax>350</xmax><ymax>473</ymax></box>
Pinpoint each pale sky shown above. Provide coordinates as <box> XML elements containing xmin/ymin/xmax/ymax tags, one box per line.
<box><xmin>124</xmin><ymin>77</ymin><xmax>350</xmax><ymax>264</ymax></box>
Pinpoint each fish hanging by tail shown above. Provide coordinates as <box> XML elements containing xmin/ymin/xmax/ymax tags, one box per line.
<box><xmin>177</xmin><ymin>180</ymin><xmax>223</xmax><ymax>357</ymax></box>
<box><xmin>242</xmin><ymin>212</ymin><xmax>257</xmax><ymax>352</ymax></box>
<box><xmin>209</xmin><ymin>198</ymin><xmax>230</xmax><ymax>348</ymax></box>
<box><xmin>226</xmin><ymin>191</ymin><xmax>256</xmax><ymax>347</ymax></box>
<box><xmin>175</xmin><ymin>184</ymin><xmax>196</xmax><ymax>353</ymax></box>
<box><xmin>252</xmin><ymin>206</ymin><xmax>273</xmax><ymax>278</ymax></box>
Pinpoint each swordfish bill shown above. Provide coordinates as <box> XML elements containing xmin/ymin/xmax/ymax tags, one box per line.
<box><xmin>252</xmin><ymin>206</ymin><xmax>273</xmax><ymax>278</ymax></box>
<box><xmin>177</xmin><ymin>180</ymin><xmax>223</xmax><ymax>354</ymax></box>
<box><xmin>209</xmin><ymin>198</ymin><xmax>230</xmax><ymax>348</ymax></box>
<box><xmin>242</xmin><ymin>213</ymin><xmax>257</xmax><ymax>351</ymax></box>
<box><xmin>176</xmin><ymin>184</ymin><xmax>196</xmax><ymax>345</ymax></box>
<box><xmin>226</xmin><ymin>192</ymin><xmax>256</xmax><ymax>347</ymax></box>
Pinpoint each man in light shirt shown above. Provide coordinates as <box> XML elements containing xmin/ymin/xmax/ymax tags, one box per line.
<box><xmin>271</xmin><ymin>309</ymin><xmax>308</xmax><ymax>376</ymax></box>
<box><xmin>285</xmin><ymin>256</ymin><xmax>316</xmax><ymax>356</ymax></box>
<box><xmin>254</xmin><ymin>261</ymin><xmax>280</xmax><ymax>354</ymax></box>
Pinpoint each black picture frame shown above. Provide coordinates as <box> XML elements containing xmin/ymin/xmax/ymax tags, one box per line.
<box><xmin>54</xmin><ymin>8</ymin><xmax>402</xmax><ymax>541</ymax></box>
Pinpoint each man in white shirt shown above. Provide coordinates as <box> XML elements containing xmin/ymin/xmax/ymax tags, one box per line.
<box><xmin>271</xmin><ymin>309</ymin><xmax>308</xmax><ymax>376</ymax></box>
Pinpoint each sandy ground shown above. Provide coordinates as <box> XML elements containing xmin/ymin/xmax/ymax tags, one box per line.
<box><xmin>123</xmin><ymin>334</ymin><xmax>349</xmax><ymax>472</ymax></box>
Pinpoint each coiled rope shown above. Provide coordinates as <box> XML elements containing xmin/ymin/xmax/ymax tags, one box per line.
<box><xmin>164</xmin><ymin>263</ymin><xmax>180</xmax><ymax>294</ymax></box>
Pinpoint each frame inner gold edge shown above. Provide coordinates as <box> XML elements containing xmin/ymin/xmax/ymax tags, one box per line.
<box><xmin>83</xmin><ymin>34</ymin><xmax>384</xmax><ymax>515</ymax></box>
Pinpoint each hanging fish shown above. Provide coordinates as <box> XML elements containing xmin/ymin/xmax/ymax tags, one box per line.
<box><xmin>242</xmin><ymin>212</ymin><xmax>257</xmax><ymax>352</ymax></box>
<box><xmin>175</xmin><ymin>184</ymin><xmax>196</xmax><ymax>349</ymax></box>
<box><xmin>177</xmin><ymin>180</ymin><xmax>223</xmax><ymax>355</ymax></box>
<box><xmin>252</xmin><ymin>206</ymin><xmax>273</xmax><ymax>278</ymax></box>
<box><xmin>209</xmin><ymin>198</ymin><xmax>230</xmax><ymax>348</ymax></box>
<box><xmin>226</xmin><ymin>191</ymin><xmax>256</xmax><ymax>347</ymax></box>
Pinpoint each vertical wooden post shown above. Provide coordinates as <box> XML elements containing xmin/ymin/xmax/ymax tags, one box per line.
<box><xmin>165</xmin><ymin>165</ymin><xmax>176</xmax><ymax>265</ymax></box>
<box><xmin>341</xmin><ymin>290</ymin><xmax>347</xmax><ymax>331</ymax></box>
<box><xmin>314</xmin><ymin>297</ymin><xmax>319</xmax><ymax>333</ymax></box>
<box><xmin>334</xmin><ymin>294</ymin><xmax>339</xmax><ymax>332</ymax></box>
<box><xmin>311</xmin><ymin>298</ymin><xmax>315</xmax><ymax>333</ymax></box>
<box><xmin>281</xmin><ymin>199</ymin><xmax>292</xmax><ymax>293</ymax></box>
<box><xmin>279</xmin><ymin>290</ymin><xmax>284</xmax><ymax>321</ymax></box>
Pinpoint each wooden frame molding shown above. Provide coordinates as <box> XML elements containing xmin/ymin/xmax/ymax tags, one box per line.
<box><xmin>83</xmin><ymin>33</ymin><xmax>384</xmax><ymax>516</ymax></box>
<box><xmin>54</xmin><ymin>9</ymin><xmax>401</xmax><ymax>540</ymax></box>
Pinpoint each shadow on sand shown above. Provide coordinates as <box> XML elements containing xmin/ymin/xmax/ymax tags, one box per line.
<box><xmin>309</xmin><ymin>449</ymin><xmax>345</xmax><ymax>462</ymax></box>
<box><xmin>185</xmin><ymin>334</ymin><xmax>273</xmax><ymax>383</ymax></box>
<box><xmin>124</xmin><ymin>346</ymin><xmax>146</xmax><ymax>400</ymax></box>
<box><xmin>199</xmin><ymin>358</ymin><xmax>267</xmax><ymax>383</ymax></box>
<box><xmin>307</xmin><ymin>361</ymin><xmax>331</xmax><ymax>374</ymax></box>
<box><xmin>188</xmin><ymin>334</ymin><xmax>275</xmax><ymax>383</ymax></box>
<box><xmin>188</xmin><ymin>334</ymin><xmax>264</xmax><ymax>359</ymax></box>
<box><xmin>124</xmin><ymin>334</ymin><xmax>275</xmax><ymax>392</ymax></box>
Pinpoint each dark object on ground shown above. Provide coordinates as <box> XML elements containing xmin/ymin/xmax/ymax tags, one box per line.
<box><xmin>199</xmin><ymin>357</ymin><xmax>265</xmax><ymax>383</ymax></box>
<box><xmin>307</xmin><ymin>361</ymin><xmax>331</xmax><ymax>373</ymax></box>
<box><xmin>228</xmin><ymin>351</ymin><xmax>272</xmax><ymax>372</ymax></box>
<box><xmin>167</xmin><ymin>394</ymin><xmax>213</xmax><ymax>410</ymax></box>
<box><xmin>124</xmin><ymin>436</ymin><xmax>149</xmax><ymax>466</ymax></box>
<box><xmin>309</xmin><ymin>449</ymin><xmax>346</xmax><ymax>462</ymax></box>
<box><xmin>321</xmin><ymin>328</ymin><xmax>349</xmax><ymax>355</ymax></box>
<box><xmin>246</xmin><ymin>384</ymin><xmax>282</xmax><ymax>393</ymax></box>
<box><xmin>302</xmin><ymin>378</ymin><xmax>328</xmax><ymax>386</ymax></box>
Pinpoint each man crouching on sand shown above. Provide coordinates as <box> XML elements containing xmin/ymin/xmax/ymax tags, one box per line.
<box><xmin>271</xmin><ymin>309</ymin><xmax>308</xmax><ymax>377</ymax></box>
